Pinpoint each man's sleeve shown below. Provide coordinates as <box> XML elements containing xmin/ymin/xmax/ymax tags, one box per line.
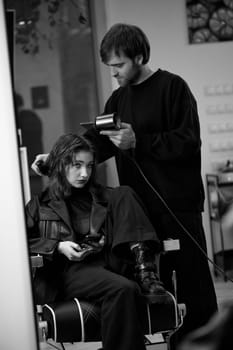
<box><xmin>136</xmin><ymin>77</ymin><xmax>201</xmax><ymax>162</ymax></box>
<box><xmin>84</xmin><ymin>93</ymin><xmax>118</xmax><ymax>163</ymax></box>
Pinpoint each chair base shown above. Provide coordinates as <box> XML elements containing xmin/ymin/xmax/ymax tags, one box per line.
<box><xmin>40</xmin><ymin>292</ymin><xmax>184</xmax><ymax>344</ymax></box>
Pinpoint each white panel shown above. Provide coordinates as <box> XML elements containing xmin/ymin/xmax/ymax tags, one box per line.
<box><xmin>20</xmin><ymin>147</ymin><xmax>31</xmax><ymax>204</ymax></box>
<box><xmin>0</xmin><ymin>5</ymin><xmax>38</xmax><ymax>350</ymax></box>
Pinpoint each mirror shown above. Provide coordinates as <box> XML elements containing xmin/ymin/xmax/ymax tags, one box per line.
<box><xmin>6</xmin><ymin>0</ymin><xmax>102</xmax><ymax>199</ymax></box>
<box><xmin>4</xmin><ymin>1</ymin><xmax>104</xmax><ymax>347</ymax></box>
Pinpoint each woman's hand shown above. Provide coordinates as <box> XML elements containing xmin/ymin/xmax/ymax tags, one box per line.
<box><xmin>31</xmin><ymin>153</ymin><xmax>49</xmax><ymax>176</ymax></box>
<box><xmin>57</xmin><ymin>241</ymin><xmax>83</xmax><ymax>261</ymax></box>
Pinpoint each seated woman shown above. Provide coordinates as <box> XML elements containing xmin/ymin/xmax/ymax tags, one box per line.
<box><xmin>26</xmin><ymin>133</ymin><xmax>168</xmax><ymax>350</ymax></box>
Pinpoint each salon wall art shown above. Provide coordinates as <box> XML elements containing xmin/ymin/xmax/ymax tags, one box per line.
<box><xmin>186</xmin><ymin>0</ymin><xmax>233</xmax><ymax>44</ymax></box>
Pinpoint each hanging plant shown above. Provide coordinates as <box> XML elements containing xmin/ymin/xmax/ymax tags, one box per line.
<box><xmin>6</xmin><ymin>0</ymin><xmax>89</xmax><ymax>54</ymax></box>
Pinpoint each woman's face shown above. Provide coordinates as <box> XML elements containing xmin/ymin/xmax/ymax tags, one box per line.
<box><xmin>65</xmin><ymin>150</ymin><xmax>94</xmax><ymax>188</ymax></box>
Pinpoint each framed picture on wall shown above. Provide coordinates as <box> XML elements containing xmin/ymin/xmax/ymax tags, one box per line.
<box><xmin>31</xmin><ymin>85</ymin><xmax>49</xmax><ymax>109</ymax></box>
<box><xmin>186</xmin><ymin>0</ymin><xmax>233</xmax><ymax>44</ymax></box>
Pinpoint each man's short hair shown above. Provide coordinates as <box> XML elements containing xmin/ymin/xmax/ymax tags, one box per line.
<box><xmin>100</xmin><ymin>23</ymin><xmax>150</xmax><ymax>64</ymax></box>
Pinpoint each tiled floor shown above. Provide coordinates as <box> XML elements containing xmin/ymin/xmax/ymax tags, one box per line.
<box><xmin>40</xmin><ymin>340</ymin><xmax>166</xmax><ymax>350</ymax></box>
<box><xmin>214</xmin><ymin>278</ymin><xmax>233</xmax><ymax>307</ymax></box>
<box><xmin>39</xmin><ymin>278</ymin><xmax>233</xmax><ymax>350</ymax></box>
<box><xmin>40</xmin><ymin>341</ymin><xmax>102</xmax><ymax>350</ymax></box>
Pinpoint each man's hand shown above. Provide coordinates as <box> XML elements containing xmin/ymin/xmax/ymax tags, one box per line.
<box><xmin>31</xmin><ymin>153</ymin><xmax>49</xmax><ymax>176</ymax></box>
<box><xmin>57</xmin><ymin>241</ymin><xmax>83</xmax><ymax>261</ymax></box>
<box><xmin>100</xmin><ymin>122</ymin><xmax>136</xmax><ymax>150</ymax></box>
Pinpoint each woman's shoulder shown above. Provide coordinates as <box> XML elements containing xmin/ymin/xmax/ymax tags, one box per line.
<box><xmin>26</xmin><ymin>188</ymin><xmax>50</xmax><ymax>209</ymax></box>
<box><xmin>102</xmin><ymin>184</ymin><xmax>137</xmax><ymax>198</ymax></box>
<box><xmin>113</xmin><ymin>186</ymin><xmax>140</xmax><ymax>200</ymax></box>
<box><xmin>91</xmin><ymin>183</ymin><xmax>137</xmax><ymax>203</ymax></box>
<box><xmin>91</xmin><ymin>183</ymin><xmax>114</xmax><ymax>201</ymax></box>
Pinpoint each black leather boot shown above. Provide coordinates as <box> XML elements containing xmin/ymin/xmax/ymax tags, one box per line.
<box><xmin>131</xmin><ymin>242</ymin><xmax>170</xmax><ymax>303</ymax></box>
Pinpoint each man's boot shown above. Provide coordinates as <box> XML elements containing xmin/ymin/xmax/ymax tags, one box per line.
<box><xmin>131</xmin><ymin>242</ymin><xmax>171</xmax><ymax>303</ymax></box>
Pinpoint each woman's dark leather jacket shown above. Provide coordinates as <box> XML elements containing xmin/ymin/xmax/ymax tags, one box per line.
<box><xmin>26</xmin><ymin>183</ymin><xmax>113</xmax><ymax>303</ymax></box>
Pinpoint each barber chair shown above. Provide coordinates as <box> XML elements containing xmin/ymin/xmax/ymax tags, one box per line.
<box><xmin>31</xmin><ymin>240</ymin><xmax>186</xmax><ymax>350</ymax></box>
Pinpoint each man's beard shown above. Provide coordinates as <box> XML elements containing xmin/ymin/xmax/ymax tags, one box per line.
<box><xmin>127</xmin><ymin>64</ymin><xmax>142</xmax><ymax>85</ymax></box>
<box><xmin>117</xmin><ymin>64</ymin><xmax>141</xmax><ymax>87</ymax></box>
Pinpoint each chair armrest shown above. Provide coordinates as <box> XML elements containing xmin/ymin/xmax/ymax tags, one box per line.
<box><xmin>30</xmin><ymin>254</ymin><xmax>44</xmax><ymax>268</ymax></box>
<box><xmin>163</xmin><ymin>239</ymin><xmax>180</xmax><ymax>252</ymax></box>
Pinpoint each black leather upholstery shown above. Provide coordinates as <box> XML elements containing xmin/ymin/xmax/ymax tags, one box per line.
<box><xmin>42</xmin><ymin>293</ymin><xmax>178</xmax><ymax>343</ymax></box>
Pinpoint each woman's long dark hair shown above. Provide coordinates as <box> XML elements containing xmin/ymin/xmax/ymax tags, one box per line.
<box><xmin>42</xmin><ymin>133</ymin><xmax>97</xmax><ymax>199</ymax></box>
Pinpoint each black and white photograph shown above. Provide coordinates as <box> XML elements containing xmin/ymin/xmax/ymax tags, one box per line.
<box><xmin>1</xmin><ymin>1</ymin><xmax>233</xmax><ymax>350</ymax></box>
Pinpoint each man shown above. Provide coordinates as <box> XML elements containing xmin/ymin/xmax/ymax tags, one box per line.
<box><xmin>15</xmin><ymin>92</ymin><xmax>44</xmax><ymax>195</ymax></box>
<box><xmin>32</xmin><ymin>23</ymin><xmax>217</xmax><ymax>346</ymax></box>
<box><xmin>84</xmin><ymin>23</ymin><xmax>218</xmax><ymax>345</ymax></box>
